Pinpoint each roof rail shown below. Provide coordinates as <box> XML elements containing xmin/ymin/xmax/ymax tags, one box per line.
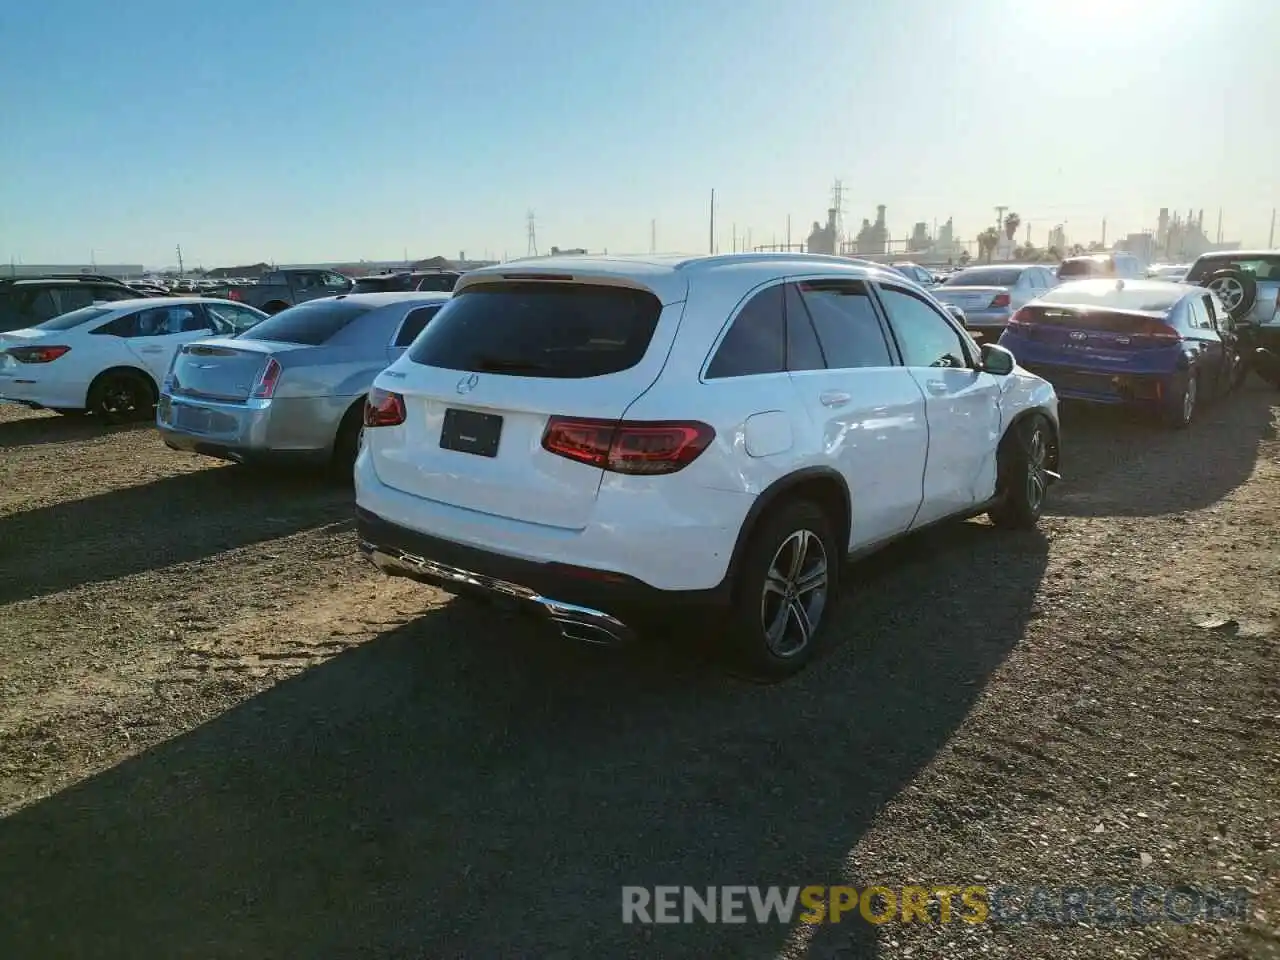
<box><xmin>31</xmin><ymin>273</ymin><xmax>130</xmax><ymax>284</ymax></box>
<box><xmin>679</xmin><ymin>252</ymin><xmax>893</xmax><ymax>272</ymax></box>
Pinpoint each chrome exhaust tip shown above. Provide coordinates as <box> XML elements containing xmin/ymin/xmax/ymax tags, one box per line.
<box><xmin>553</xmin><ymin>618</ymin><xmax>630</xmax><ymax>646</ymax></box>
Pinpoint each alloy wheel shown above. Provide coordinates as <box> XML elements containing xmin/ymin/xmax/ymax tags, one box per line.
<box><xmin>1025</xmin><ymin>425</ymin><xmax>1049</xmax><ymax>512</ymax></box>
<box><xmin>1209</xmin><ymin>277</ymin><xmax>1244</xmax><ymax>312</ymax></box>
<box><xmin>760</xmin><ymin>529</ymin><xmax>829</xmax><ymax>658</ymax></box>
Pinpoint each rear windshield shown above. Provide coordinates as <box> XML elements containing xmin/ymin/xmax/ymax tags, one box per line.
<box><xmin>407</xmin><ymin>281</ymin><xmax>662</xmax><ymax>378</ymax></box>
<box><xmin>236</xmin><ymin>299</ymin><xmax>374</xmax><ymax>345</ymax></box>
<box><xmin>943</xmin><ymin>268</ymin><xmax>1023</xmax><ymax>287</ymax></box>
<box><xmin>1038</xmin><ymin>281</ymin><xmax>1184</xmax><ymax>313</ymax></box>
<box><xmin>352</xmin><ymin>275</ymin><xmax>409</xmax><ymax>293</ymax></box>
<box><xmin>1058</xmin><ymin>259</ymin><xmax>1105</xmax><ymax>278</ymax></box>
<box><xmin>34</xmin><ymin>305</ymin><xmax>116</xmax><ymax>331</ymax></box>
<box><xmin>415</xmin><ymin>273</ymin><xmax>460</xmax><ymax>292</ymax></box>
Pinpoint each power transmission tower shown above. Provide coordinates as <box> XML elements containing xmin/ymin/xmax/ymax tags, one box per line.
<box><xmin>176</xmin><ymin>244</ymin><xmax>185</xmax><ymax>277</ymax></box>
<box><xmin>994</xmin><ymin>206</ymin><xmax>1008</xmax><ymax>234</ymax></box>
<box><xmin>526</xmin><ymin>211</ymin><xmax>538</xmax><ymax>257</ymax></box>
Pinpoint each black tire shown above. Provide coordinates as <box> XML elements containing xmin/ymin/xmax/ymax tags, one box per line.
<box><xmin>331</xmin><ymin>402</ymin><xmax>365</xmax><ymax>478</ymax></box>
<box><xmin>1204</xmin><ymin>268</ymin><xmax>1257</xmax><ymax>321</ymax></box>
<box><xmin>988</xmin><ymin>414</ymin><xmax>1053</xmax><ymax>530</ymax></box>
<box><xmin>86</xmin><ymin>370</ymin><xmax>155</xmax><ymax>424</ymax></box>
<box><xmin>725</xmin><ymin>499</ymin><xmax>839</xmax><ymax>682</ymax></box>
<box><xmin>1163</xmin><ymin>373</ymin><xmax>1198</xmax><ymax>429</ymax></box>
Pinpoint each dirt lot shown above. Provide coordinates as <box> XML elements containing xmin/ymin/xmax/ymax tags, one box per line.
<box><xmin>0</xmin><ymin>388</ymin><xmax>1277</xmax><ymax>959</ymax></box>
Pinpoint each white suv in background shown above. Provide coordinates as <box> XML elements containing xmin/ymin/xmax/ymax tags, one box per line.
<box><xmin>355</xmin><ymin>254</ymin><xmax>1060</xmax><ymax>679</ymax></box>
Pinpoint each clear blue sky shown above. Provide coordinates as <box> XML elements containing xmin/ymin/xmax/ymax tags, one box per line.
<box><xmin>2</xmin><ymin>0</ymin><xmax>1277</xmax><ymax>267</ymax></box>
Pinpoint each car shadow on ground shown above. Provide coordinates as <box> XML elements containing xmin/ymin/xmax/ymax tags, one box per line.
<box><xmin>0</xmin><ymin>409</ymin><xmax>153</xmax><ymax>450</ymax></box>
<box><xmin>0</xmin><ymin>519</ymin><xmax>1048</xmax><ymax>959</ymax></box>
<box><xmin>0</xmin><ymin>465</ymin><xmax>350</xmax><ymax>604</ymax></box>
<box><xmin>1048</xmin><ymin>383</ymin><xmax>1277</xmax><ymax>518</ymax></box>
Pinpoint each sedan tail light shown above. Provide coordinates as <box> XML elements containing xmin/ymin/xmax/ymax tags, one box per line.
<box><xmin>1006</xmin><ymin>308</ymin><xmax>1032</xmax><ymax>330</ymax></box>
<box><xmin>227</xmin><ymin>288</ymin><xmax>244</xmax><ymax>301</ymax></box>
<box><xmin>251</xmin><ymin>357</ymin><xmax>282</xmax><ymax>399</ymax></box>
<box><xmin>542</xmin><ymin>417</ymin><xmax>714</xmax><ymax>475</ymax></box>
<box><xmin>990</xmin><ymin>292</ymin><xmax>1012</xmax><ymax>308</ymax></box>
<box><xmin>7</xmin><ymin>345</ymin><xmax>71</xmax><ymax>363</ymax></box>
<box><xmin>365</xmin><ymin>388</ymin><xmax>406</xmax><ymax>427</ymax></box>
<box><xmin>1139</xmin><ymin>320</ymin><xmax>1181</xmax><ymax>342</ymax></box>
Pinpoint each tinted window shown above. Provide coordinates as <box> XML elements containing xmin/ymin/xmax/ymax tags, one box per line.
<box><xmin>128</xmin><ymin>304</ymin><xmax>208</xmax><ymax>336</ymax></box>
<box><xmin>394</xmin><ymin>304</ymin><xmax>443</xmax><ymax>347</ymax></box>
<box><xmin>24</xmin><ymin>290</ymin><xmax>61</xmax><ymax>323</ymax></box>
<box><xmin>90</xmin><ymin>285</ymin><xmax>138</xmax><ymax>302</ymax></box>
<box><xmin>1057</xmin><ymin>259</ymin><xmax>1104</xmax><ymax>279</ymax></box>
<box><xmin>352</xmin><ymin>275</ymin><xmax>410</xmax><ymax>293</ymax></box>
<box><xmin>794</xmin><ymin>279</ymin><xmax>893</xmax><ymax>368</ymax></box>
<box><xmin>705</xmin><ymin>285</ymin><xmax>785</xmax><ymax>378</ymax></box>
<box><xmin>1187</xmin><ymin>298</ymin><xmax>1211</xmax><ymax>330</ymax></box>
<box><xmin>784</xmin><ymin>284</ymin><xmax>825</xmax><ymax>372</ymax></box>
<box><xmin>33</xmin><ymin>305</ymin><xmax>116</xmax><ymax>331</ymax></box>
<box><xmin>878</xmin><ymin>286</ymin><xmax>969</xmax><ymax>368</ymax></box>
<box><xmin>415</xmin><ymin>273</ymin><xmax>460</xmax><ymax>292</ymax></box>
<box><xmin>57</xmin><ymin>286</ymin><xmax>97</xmax><ymax>312</ymax></box>
<box><xmin>238</xmin><ymin>299</ymin><xmax>376</xmax><ymax>345</ymax></box>
<box><xmin>1192</xmin><ymin>256</ymin><xmax>1280</xmax><ymax>282</ymax></box>
<box><xmin>409</xmin><ymin>282</ymin><xmax>662</xmax><ymax>379</ymax></box>
<box><xmin>944</xmin><ymin>268</ymin><xmax>1024</xmax><ymax>287</ymax></box>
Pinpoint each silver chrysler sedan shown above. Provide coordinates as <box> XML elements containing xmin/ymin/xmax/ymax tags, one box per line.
<box><xmin>157</xmin><ymin>292</ymin><xmax>451</xmax><ymax>469</ymax></box>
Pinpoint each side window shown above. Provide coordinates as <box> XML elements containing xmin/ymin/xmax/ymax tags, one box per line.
<box><xmin>207</xmin><ymin>302</ymin><xmax>264</xmax><ymax>334</ymax></box>
<box><xmin>130</xmin><ymin>305</ymin><xmax>201</xmax><ymax>336</ymax></box>
<box><xmin>92</xmin><ymin>312</ymin><xmax>140</xmax><ymax>337</ymax></box>
<box><xmin>1200</xmin><ymin>295</ymin><xmax>1221</xmax><ymax>331</ymax></box>
<box><xmin>793</xmin><ymin>279</ymin><xmax>893</xmax><ymax>369</ymax></box>
<box><xmin>705</xmin><ymin>284</ymin><xmax>785</xmax><ymax>379</ymax></box>
<box><xmin>394</xmin><ymin>305</ymin><xmax>442</xmax><ymax>347</ymax></box>
<box><xmin>25</xmin><ymin>289</ymin><xmax>60</xmax><ymax>322</ymax></box>
<box><xmin>878</xmin><ymin>285</ymin><xmax>971</xmax><ymax>369</ymax></box>
<box><xmin>56</xmin><ymin>286</ymin><xmax>96</xmax><ymax>313</ymax></box>
<box><xmin>1187</xmin><ymin>298</ymin><xmax>1211</xmax><ymax>330</ymax></box>
<box><xmin>178</xmin><ymin>306</ymin><xmax>213</xmax><ymax>333</ymax></box>
<box><xmin>90</xmin><ymin>286</ymin><xmax>137</xmax><ymax>302</ymax></box>
<box><xmin>323</xmin><ymin>272</ymin><xmax>349</xmax><ymax>290</ymax></box>
<box><xmin>783</xmin><ymin>283</ymin><xmax>826</xmax><ymax>372</ymax></box>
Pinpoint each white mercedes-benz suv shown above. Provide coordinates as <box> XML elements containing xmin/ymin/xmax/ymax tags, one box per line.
<box><xmin>355</xmin><ymin>253</ymin><xmax>1060</xmax><ymax>679</ymax></box>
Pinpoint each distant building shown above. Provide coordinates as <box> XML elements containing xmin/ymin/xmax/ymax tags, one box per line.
<box><xmin>3</xmin><ymin>263</ymin><xmax>145</xmax><ymax>279</ymax></box>
<box><xmin>853</xmin><ymin>206</ymin><xmax>889</xmax><ymax>255</ymax></box>
<box><xmin>548</xmin><ymin>246</ymin><xmax>588</xmax><ymax>255</ymax></box>
<box><xmin>1155</xmin><ymin>207</ymin><xmax>1240</xmax><ymax>260</ymax></box>
<box><xmin>806</xmin><ymin>208</ymin><xmax>839</xmax><ymax>255</ymax></box>
<box><xmin>1047</xmin><ymin>224</ymin><xmax>1067</xmax><ymax>253</ymax></box>
<box><xmin>908</xmin><ymin>222</ymin><xmax>930</xmax><ymax>253</ymax></box>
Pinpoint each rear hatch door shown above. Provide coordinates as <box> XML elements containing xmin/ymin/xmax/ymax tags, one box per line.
<box><xmin>369</xmin><ymin>277</ymin><xmax>683</xmax><ymax>531</ymax></box>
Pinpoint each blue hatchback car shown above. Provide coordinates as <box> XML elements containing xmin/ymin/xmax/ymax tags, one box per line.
<box><xmin>998</xmin><ymin>279</ymin><xmax>1240</xmax><ymax>428</ymax></box>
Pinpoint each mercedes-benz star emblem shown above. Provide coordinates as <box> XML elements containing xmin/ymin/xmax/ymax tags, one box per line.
<box><xmin>456</xmin><ymin>373</ymin><xmax>480</xmax><ymax>394</ymax></box>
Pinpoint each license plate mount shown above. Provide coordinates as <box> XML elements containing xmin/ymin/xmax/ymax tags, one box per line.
<box><xmin>440</xmin><ymin>408</ymin><xmax>503</xmax><ymax>458</ymax></box>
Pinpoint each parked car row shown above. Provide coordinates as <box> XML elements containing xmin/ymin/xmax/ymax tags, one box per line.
<box><xmin>4</xmin><ymin>248</ymin><xmax>1275</xmax><ymax>680</ymax></box>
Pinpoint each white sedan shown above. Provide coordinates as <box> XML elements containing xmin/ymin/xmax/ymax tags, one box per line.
<box><xmin>0</xmin><ymin>297</ymin><xmax>267</xmax><ymax>421</ymax></box>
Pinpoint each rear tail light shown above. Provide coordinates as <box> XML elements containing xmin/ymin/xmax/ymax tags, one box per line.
<box><xmin>251</xmin><ymin>357</ymin><xmax>282</xmax><ymax>399</ymax></box>
<box><xmin>1006</xmin><ymin>308</ymin><xmax>1032</xmax><ymax>330</ymax></box>
<box><xmin>990</xmin><ymin>292</ymin><xmax>1012</xmax><ymax>308</ymax></box>
<box><xmin>228</xmin><ymin>288</ymin><xmax>243</xmax><ymax>301</ymax></box>
<box><xmin>541</xmin><ymin>417</ymin><xmax>715</xmax><ymax>475</ymax></box>
<box><xmin>7</xmin><ymin>345</ymin><xmax>71</xmax><ymax>363</ymax></box>
<box><xmin>365</xmin><ymin>388</ymin><xmax>406</xmax><ymax>427</ymax></box>
<box><xmin>1139</xmin><ymin>320</ymin><xmax>1181</xmax><ymax>341</ymax></box>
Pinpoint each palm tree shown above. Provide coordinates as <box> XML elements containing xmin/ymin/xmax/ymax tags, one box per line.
<box><xmin>1004</xmin><ymin>211</ymin><xmax>1022</xmax><ymax>241</ymax></box>
<box><xmin>977</xmin><ymin>228</ymin><xmax>1000</xmax><ymax>263</ymax></box>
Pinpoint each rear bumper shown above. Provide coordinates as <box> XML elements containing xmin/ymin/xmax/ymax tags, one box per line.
<box><xmin>356</xmin><ymin>507</ymin><xmax>728</xmax><ymax>643</ymax></box>
<box><xmin>1017</xmin><ymin>361</ymin><xmax>1180</xmax><ymax>404</ymax></box>
<box><xmin>0</xmin><ymin>373</ymin><xmax>86</xmax><ymax>410</ymax></box>
<box><xmin>157</xmin><ymin>393</ymin><xmax>337</xmax><ymax>463</ymax></box>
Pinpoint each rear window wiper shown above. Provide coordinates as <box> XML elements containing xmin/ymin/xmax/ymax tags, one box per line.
<box><xmin>470</xmin><ymin>355</ymin><xmax>553</xmax><ymax>373</ymax></box>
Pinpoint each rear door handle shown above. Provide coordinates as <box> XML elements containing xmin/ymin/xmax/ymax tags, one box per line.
<box><xmin>819</xmin><ymin>391</ymin><xmax>851</xmax><ymax>407</ymax></box>
<box><xmin>925</xmin><ymin>381</ymin><xmax>949</xmax><ymax>396</ymax></box>
<box><xmin>140</xmin><ymin>347</ymin><xmax>164</xmax><ymax>354</ymax></box>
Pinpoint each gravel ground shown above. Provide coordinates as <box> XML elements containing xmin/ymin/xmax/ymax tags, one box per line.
<box><xmin>0</xmin><ymin>387</ymin><xmax>1276</xmax><ymax>959</ymax></box>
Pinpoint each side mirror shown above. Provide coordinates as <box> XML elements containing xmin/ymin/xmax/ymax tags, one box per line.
<box><xmin>981</xmin><ymin>342</ymin><xmax>1016</xmax><ymax>376</ymax></box>
<box><xmin>944</xmin><ymin>303</ymin><xmax>967</xmax><ymax>325</ymax></box>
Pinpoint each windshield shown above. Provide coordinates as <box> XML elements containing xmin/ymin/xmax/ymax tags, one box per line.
<box><xmin>1038</xmin><ymin>281</ymin><xmax>1184</xmax><ymax>313</ymax></box>
<box><xmin>33</xmin><ymin>305</ymin><xmax>116</xmax><ymax>331</ymax></box>
<box><xmin>236</xmin><ymin>299</ymin><xmax>375</xmax><ymax>345</ymax></box>
<box><xmin>944</xmin><ymin>268</ymin><xmax>1022</xmax><ymax>287</ymax></box>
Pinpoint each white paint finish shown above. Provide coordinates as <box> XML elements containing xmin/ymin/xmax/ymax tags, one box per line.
<box><xmin>743</xmin><ymin>411</ymin><xmax>792</xmax><ymax>458</ymax></box>
<box><xmin>358</xmin><ymin>253</ymin><xmax>1060</xmax><ymax>594</ymax></box>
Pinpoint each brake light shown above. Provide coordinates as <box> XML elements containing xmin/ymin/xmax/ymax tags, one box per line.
<box><xmin>251</xmin><ymin>357</ymin><xmax>282</xmax><ymax>399</ymax></box>
<box><xmin>228</xmin><ymin>288</ymin><xmax>243</xmax><ymax>301</ymax></box>
<box><xmin>541</xmin><ymin>417</ymin><xmax>714</xmax><ymax>475</ymax></box>
<box><xmin>364</xmin><ymin>388</ymin><xmax>406</xmax><ymax>427</ymax></box>
<box><xmin>1006</xmin><ymin>308</ymin><xmax>1033</xmax><ymax>330</ymax></box>
<box><xmin>7</xmin><ymin>345</ymin><xmax>71</xmax><ymax>363</ymax></box>
<box><xmin>990</xmin><ymin>292</ymin><xmax>1012</xmax><ymax>308</ymax></box>
<box><xmin>1139</xmin><ymin>319</ymin><xmax>1181</xmax><ymax>341</ymax></box>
